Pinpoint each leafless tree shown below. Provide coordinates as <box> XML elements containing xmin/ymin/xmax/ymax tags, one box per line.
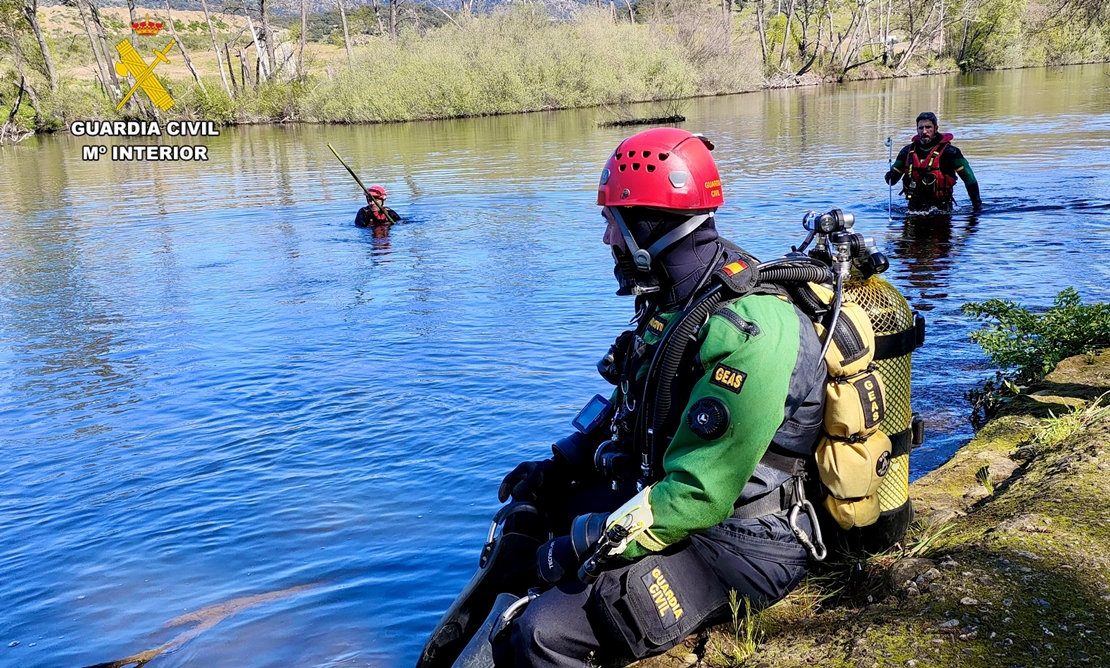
<box><xmin>337</xmin><ymin>0</ymin><xmax>353</xmax><ymax>68</ymax></box>
<box><xmin>19</xmin><ymin>0</ymin><xmax>58</xmax><ymax>91</ymax></box>
<box><xmin>165</xmin><ymin>0</ymin><xmax>205</xmax><ymax>88</ymax></box>
<box><xmin>199</xmin><ymin>0</ymin><xmax>232</xmax><ymax>94</ymax></box>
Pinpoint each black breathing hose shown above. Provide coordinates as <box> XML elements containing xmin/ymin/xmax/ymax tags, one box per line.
<box><xmin>757</xmin><ymin>264</ymin><xmax>832</xmax><ymax>285</ymax></box>
<box><xmin>637</xmin><ymin>258</ymin><xmax>833</xmax><ymax>479</ymax></box>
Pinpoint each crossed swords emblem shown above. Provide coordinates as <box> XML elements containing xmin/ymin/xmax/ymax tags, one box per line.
<box><xmin>114</xmin><ymin>39</ymin><xmax>177</xmax><ymax>112</ymax></box>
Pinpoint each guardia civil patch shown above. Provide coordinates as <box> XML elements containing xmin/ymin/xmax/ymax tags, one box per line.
<box><xmin>646</xmin><ymin>317</ymin><xmax>666</xmax><ymax>336</ymax></box>
<box><xmin>709</xmin><ymin>363</ymin><xmax>747</xmax><ymax>394</ymax></box>
<box><xmin>640</xmin><ymin>566</ymin><xmax>685</xmax><ymax>629</ymax></box>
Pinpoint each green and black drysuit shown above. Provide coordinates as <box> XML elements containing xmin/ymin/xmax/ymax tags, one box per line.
<box><xmin>510</xmin><ymin>253</ymin><xmax>827</xmax><ymax>668</ymax></box>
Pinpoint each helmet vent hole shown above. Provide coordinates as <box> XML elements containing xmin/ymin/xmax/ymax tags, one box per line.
<box><xmin>643</xmin><ymin>151</ymin><xmax>652</xmax><ymax>157</ymax></box>
<box><xmin>659</xmin><ymin>153</ymin><xmax>669</xmax><ymax>161</ymax></box>
<box><xmin>646</xmin><ymin>164</ymin><xmax>656</xmax><ymax>172</ymax></box>
<box><xmin>619</xmin><ymin>164</ymin><xmax>627</xmax><ymax>171</ymax></box>
<box><xmin>615</xmin><ymin>152</ymin><xmax>623</xmax><ymax>159</ymax></box>
<box><xmin>627</xmin><ymin>151</ymin><xmax>637</xmax><ymax>158</ymax></box>
<box><xmin>632</xmin><ymin>163</ymin><xmax>640</xmax><ymax>170</ymax></box>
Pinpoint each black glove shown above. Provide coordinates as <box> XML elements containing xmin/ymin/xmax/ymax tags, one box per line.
<box><xmin>536</xmin><ymin>536</ymin><xmax>577</xmax><ymax>584</ymax></box>
<box><xmin>535</xmin><ymin>513</ymin><xmax>608</xmax><ymax>584</ymax></box>
<box><xmin>884</xmin><ymin>169</ymin><xmax>901</xmax><ymax>186</ymax></box>
<box><xmin>967</xmin><ymin>181</ymin><xmax>982</xmax><ymax>211</ymax></box>
<box><xmin>497</xmin><ymin>456</ymin><xmax>569</xmax><ymax>503</ymax></box>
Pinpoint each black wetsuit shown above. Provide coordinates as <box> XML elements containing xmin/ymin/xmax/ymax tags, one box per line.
<box><xmin>355</xmin><ymin>206</ymin><xmax>400</xmax><ymax>227</ymax></box>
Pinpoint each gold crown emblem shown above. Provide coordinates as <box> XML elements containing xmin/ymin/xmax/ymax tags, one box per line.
<box><xmin>131</xmin><ymin>14</ymin><xmax>164</xmax><ymax>36</ymax></box>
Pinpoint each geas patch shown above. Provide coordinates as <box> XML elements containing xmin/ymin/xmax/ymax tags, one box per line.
<box><xmin>640</xmin><ymin>566</ymin><xmax>685</xmax><ymax>629</ymax></box>
<box><xmin>687</xmin><ymin>397</ymin><xmax>730</xmax><ymax>440</ymax></box>
<box><xmin>709</xmin><ymin>363</ymin><xmax>747</xmax><ymax>394</ymax></box>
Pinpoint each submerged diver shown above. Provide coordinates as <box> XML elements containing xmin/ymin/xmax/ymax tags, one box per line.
<box><xmin>355</xmin><ymin>185</ymin><xmax>401</xmax><ymax>227</ymax></box>
<box><xmin>885</xmin><ymin>112</ymin><xmax>982</xmax><ymax>212</ymax></box>
<box><xmin>419</xmin><ymin>128</ymin><xmax>831</xmax><ymax>668</ymax></box>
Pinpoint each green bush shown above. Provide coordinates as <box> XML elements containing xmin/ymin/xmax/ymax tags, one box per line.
<box><xmin>963</xmin><ymin>288</ymin><xmax>1110</xmax><ymax>385</ymax></box>
<box><xmin>962</xmin><ymin>288</ymin><xmax>1110</xmax><ymax>425</ymax></box>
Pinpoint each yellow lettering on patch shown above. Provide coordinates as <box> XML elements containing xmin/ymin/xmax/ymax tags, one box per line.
<box><xmin>712</xmin><ymin>365</ymin><xmax>746</xmax><ymax>392</ymax></box>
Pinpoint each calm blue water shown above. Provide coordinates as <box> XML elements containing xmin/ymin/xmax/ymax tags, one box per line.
<box><xmin>1</xmin><ymin>64</ymin><xmax>1109</xmax><ymax>667</ymax></box>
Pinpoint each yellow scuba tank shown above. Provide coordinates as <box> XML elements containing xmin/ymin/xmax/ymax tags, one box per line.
<box><xmin>841</xmin><ymin>274</ymin><xmax>923</xmax><ymax>552</ymax></box>
<box><xmin>784</xmin><ymin>208</ymin><xmax>925</xmax><ymax>555</ymax></box>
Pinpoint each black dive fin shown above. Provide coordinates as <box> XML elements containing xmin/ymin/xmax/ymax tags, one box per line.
<box><xmin>449</xmin><ymin>592</ymin><xmax>519</xmax><ymax>668</ymax></box>
<box><xmin>416</xmin><ymin>505</ymin><xmax>545</xmax><ymax>668</ymax></box>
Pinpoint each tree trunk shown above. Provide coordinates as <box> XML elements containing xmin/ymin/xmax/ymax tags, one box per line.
<box><xmin>337</xmin><ymin>0</ymin><xmax>353</xmax><ymax>69</ymax></box>
<box><xmin>298</xmin><ymin>0</ymin><xmax>307</xmax><ymax>76</ymax></box>
<box><xmin>259</xmin><ymin>0</ymin><xmax>277</xmax><ymax>74</ymax></box>
<box><xmin>777</xmin><ymin>0</ymin><xmax>796</xmax><ymax>67</ymax></box>
<box><xmin>199</xmin><ymin>0</ymin><xmax>232</xmax><ymax>95</ymax></box>
<box><xmin>246</xmin><ymin>13</ymin><xmax>270</xmax><ymax>80</ymax></box>
<box><xmin>389</xmin><ymin>0</ymin><xmax>397</xmax><ymax>39</ymax></box>
<box><xmin>240</xmin><ymin>47</ymin><xmax>253</xmax><ymax>86</ymax></box>
<box><xmin>755</xmin><ymin>0</ymin><xmax>769</xmax><ymax>65</ymax></box>
<box><xmin>625</xmin><ymin>0</ymin><xmax>634</xmax><ymax>23</ymax></box>
<box><xmin>895</xmin><ymin>0</ymin><xmax>940</xmax><ymax>70</ymax></box>
<box><xmin>164</xmin><ymin>1</ymin><xmax>204</xmax><ymax>89</ymax></box>
<box><xmin>225</xmin><ymin>42</ymin><xmax>238</xmax><ymax>91</ymax></box>
<box><xmin>127</xmin><ymin>0</ymin><xmax>137</xmax><ymax>47</ymax></box>
<box><xmin>937</xmin><ymin>0</ymin><xmax>945</xmax><ymax>55</ymax></box>
<box><xmin>87</xmin><ymin>0</ymin><xmax>120</xmax><ymax>95</ymax></box>
<box><xmin>21</xmin><ymin>0</ymin><xmax>58</xmax><ymax>92</ymax></box>
<box><xmin>74</xmin><ymin>0</ymin><xmax>116</xmax><ymax>101</ymax></box>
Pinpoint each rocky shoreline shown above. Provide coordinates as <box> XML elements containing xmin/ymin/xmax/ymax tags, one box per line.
<box><xmin>637</xmin><ymin>351</ymin><xmax>1110</xmax><ymax>668</ymax></box>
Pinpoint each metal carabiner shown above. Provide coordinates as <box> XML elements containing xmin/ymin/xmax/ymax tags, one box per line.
<box><xmin>787</xmin><ymin>478</ymin><xmax>827</xmax><ymax>562</ymax></box>
<box><xmin>480</xmin><ymin>503</ymin><xmax>542</xmax><ymax>568</ymax></box>
<box><xmin>489</xmin><ymin>589</ymin><xmax>541</xmax><ymax>643</ymax></box>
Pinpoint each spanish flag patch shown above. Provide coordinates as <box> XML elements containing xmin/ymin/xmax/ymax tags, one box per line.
<box><xmin>722</xmin><ymin>260</ymin><xmax>748</xmax><ymax>276</ymax></box>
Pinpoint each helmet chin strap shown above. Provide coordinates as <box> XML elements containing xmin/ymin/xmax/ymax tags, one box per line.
<box><xmin>606</xmin><ymin>207</ymin><xmax>713</xmax><ymax>271</ymax></box>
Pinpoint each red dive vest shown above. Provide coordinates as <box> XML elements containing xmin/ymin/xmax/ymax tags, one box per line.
<box><xmin>905</xmin><ymin>133</ymin><xmax>957</xmax><ymax>202</ymax></box>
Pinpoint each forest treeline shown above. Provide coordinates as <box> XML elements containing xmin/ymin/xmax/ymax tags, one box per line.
<box><xmin>1</xmin><ymin>0</ymin><xmax>1108</xmax><ymax>141</ymax></box>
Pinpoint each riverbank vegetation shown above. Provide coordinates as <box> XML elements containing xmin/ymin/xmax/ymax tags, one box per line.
<box><xmin>962</xmin><ymin>288</ymin><xmax>1110</xmax><ymax>426</ymax></box>
<box><xmin>2</xmin><ymin>0</ymin><xmax>1109</xmax><ymax>139</ymax></box>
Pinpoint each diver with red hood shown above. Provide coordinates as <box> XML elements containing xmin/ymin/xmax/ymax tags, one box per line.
<box><xmin>885</xmin><ymin>112</ymin><xmax>982</xmax><ymax>212</ymax></box>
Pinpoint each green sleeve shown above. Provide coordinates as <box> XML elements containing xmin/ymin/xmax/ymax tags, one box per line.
<box><xmin>953</xmin><ymin>157</ymin><xmax>977</xmax><ymax>184</ymax></box>
<box><xmin>889</xmin><ymin>146</ymin><xmax>910</xmax><ymax>174</ymax></box>
<box><xmin>624</xmin><ymin>295</ymin><xmax>801</xmax><ymax>558</ymax></box>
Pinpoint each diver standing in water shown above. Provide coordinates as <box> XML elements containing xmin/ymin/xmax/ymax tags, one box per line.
<box><xmin>355</xmin><ymin>185</ymin><xmax>401</xmax><ymax>227</ymax></box>
<box><xmin>418</xmin><ymin>128</ymin><xmax>832</xmax><ymax>668</ymax></box>
<box><xmin>885</xmin><ymin>112</ymin><xmax>982</xmax><ymax>212</ymax></box>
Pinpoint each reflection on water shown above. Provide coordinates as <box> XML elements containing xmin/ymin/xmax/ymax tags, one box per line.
<box><xmin>1</xmin><ymin>63</ymin><xmax>1109</xmax><ymax>668</ymax></box>
<box><xmin>890</xmin><ymin>213</ymin><xmax>980</xmax><ymax>311</ymax></box>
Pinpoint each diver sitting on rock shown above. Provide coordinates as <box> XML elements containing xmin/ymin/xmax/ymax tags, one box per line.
<box><xmin>417</xmin><ymin>128</ymin><xmax>832</xmax><ymax>668</ymax></box>
<box><xmin>885</xmin><ymin>112</ymin><xmax>982</xmax><ymax>212</ymax></box>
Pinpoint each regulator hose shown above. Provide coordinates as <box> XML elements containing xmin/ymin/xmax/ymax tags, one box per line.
<box><xmin>757</xmin><ymin>264</ymin><xmax>832</xmax><ymax>285</ymax></box>
<box><xmin>638</xmin><ymin>285</ymin><xmax>724</xmax><ymax>478</ymax></box>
